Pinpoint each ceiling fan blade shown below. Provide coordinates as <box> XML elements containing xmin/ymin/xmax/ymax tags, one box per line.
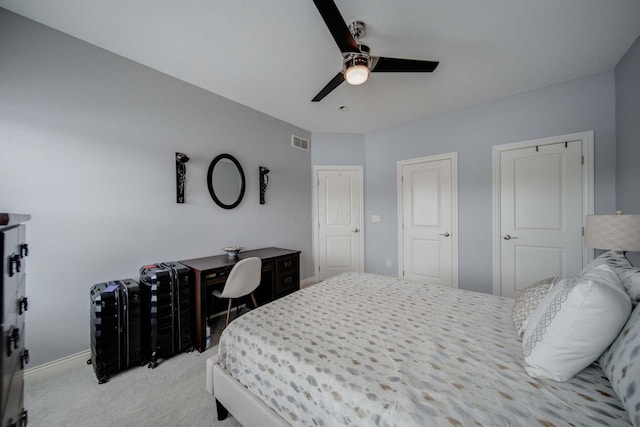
<box><xmin>312</xmin><ymin>0</ymin><xmax>360</xmax><ymax>54</ymax></box>
<box><xmin>371</xmin><ymin>57</ymin><xmax>439</xmax><ymax>73</ymax></box>
<box><xmin>312</xmin><ymin>71</ymin><xmax>345</xmax><ymax>102</ymax></box>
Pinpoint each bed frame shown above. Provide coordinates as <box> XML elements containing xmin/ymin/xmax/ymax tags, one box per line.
<box><xmin>206</xmin><ymin>355</ymin><xmax>289</xmax><ymax>427</ymax></box>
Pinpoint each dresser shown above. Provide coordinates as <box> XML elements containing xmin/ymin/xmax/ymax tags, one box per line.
<box><xmin>180</xmin><ymin>247</ymin><xmax>300</xmax><ymax>352</ymax></box>
<box><xmin>1</xmin><ymin>214</ymin><xmax>30</xmax><ymax>427</ymax></box>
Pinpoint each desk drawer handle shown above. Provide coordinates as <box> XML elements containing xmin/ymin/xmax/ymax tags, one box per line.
<box><xmin>284</xmin><ymin>277</ymin><xmax>293</xmax><ymax>284</ymax></box>
<box><xmin>284</xmin><ymin>261</ymin><xmax>292</xmax><ymax>268</ymax></box>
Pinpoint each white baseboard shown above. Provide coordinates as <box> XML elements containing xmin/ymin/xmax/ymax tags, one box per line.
<box><xmin>300</xmin><ymin>276</ymin><xmax>317</xmax><ymax>289</ymax></box>
<box><xmin>26</xmin><ymin>278</ymin><xmax>318</xmax><ymax>382</ymax></box>
<box><xmin>24</xmin><ymin>349</ymin><xmax>91</xmax><ymax>381</ymax></box>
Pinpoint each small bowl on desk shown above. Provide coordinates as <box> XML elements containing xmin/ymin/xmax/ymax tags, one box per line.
<box><xmin>223</xmin><ymin>246</ymin><xmax>242</xmax><ymax>258</ymax></box>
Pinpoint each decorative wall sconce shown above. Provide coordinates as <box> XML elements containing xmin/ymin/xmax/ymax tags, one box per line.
<box><xmin>259</xmin><ymin>166</ymin><xmax>270</xmax><ymax>205</ymax></box>
<box><xmin>176</xmin><ymin>152</ymin><xmax>190</xmax><ymax>204</ymax></box>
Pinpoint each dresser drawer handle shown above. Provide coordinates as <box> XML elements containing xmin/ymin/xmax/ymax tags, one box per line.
<box><xmin>18</xmin><ymin>297</ymin><xmax>28</xmax><ymax>315</ymax></box>
<box><xmin>9</xmin><ymin>253</ymin><xmax>21</xmax><ymax>277</ymax></box>
<box><xmin>6</xmin><ymin>327</ymin><xmax>19</xmax><ymax>357</ymax></box>
<box><xmin>284</xmin><ymin>277</ymin><xmax>293</xmax><ymax>284</ymax></box>
<box><xmin>12</xmin><ymin>328</ymin><xmax>20</xmax><ymax>350</ymax></box>
<box><xmin>6</xmin><ymin>333</ymin><xmax>12</xmax><ymax>357</ymax></box>
<box><xmin>20</xmin><ymin>349</ymin><xmax>30</xmax><ymax>370</ymax></box>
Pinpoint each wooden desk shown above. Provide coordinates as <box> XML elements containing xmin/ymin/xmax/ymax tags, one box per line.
<box><xmin>180</xmin><ymin>247</ymin><xmax>300</xmax><ymax>352</ymax></box>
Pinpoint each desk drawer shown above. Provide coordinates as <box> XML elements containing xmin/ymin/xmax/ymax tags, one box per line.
<box><xmin>275</xmin><ymin>271</ymin><xmax>299</xmax><ymax>295</ymax></box>
<box><xmin>204</xmin><ymin>267</ymin><xmax>231</xmax><ymax>286</ymax></box>
<box><xmin>261</xmin><ymin>259</ymin><xmax>273</xmax><ymax>272</ymax></box>
<box><xmin>276</xmin><ymin>255</ymin><xmax>298</xmax><ymax>273</ymax></box>
<box><xmin>275</xmin><ymin>254</ymin><xmax>299</xmax><ymax>295</ymax></box>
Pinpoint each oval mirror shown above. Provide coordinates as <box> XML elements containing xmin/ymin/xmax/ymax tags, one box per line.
<box><xmin>207</xmin><ymin>154</ymin><xmax>246</xmax><ymax>209</ymax></box>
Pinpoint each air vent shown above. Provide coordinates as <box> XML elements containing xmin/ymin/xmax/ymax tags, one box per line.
<box><xmin>291</xmin><ymin>135</ymin><xmax>309</xmax><ymax>151</ymax></box>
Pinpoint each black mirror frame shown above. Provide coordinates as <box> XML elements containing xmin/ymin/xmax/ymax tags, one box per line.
<box><xmin>207</xmin><ymin>154</ymin><xmax>246</xmax><ymax>209</ymax></box>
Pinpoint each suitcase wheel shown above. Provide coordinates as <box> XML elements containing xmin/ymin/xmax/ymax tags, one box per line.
<box><xmin>98</xmin><ymin>378</ymin><xmax>107</xmax><ymax>384</ymax></box>
<box><xmin>86</xmin><ymin>359</ymin><xmax>92</xmax><ymax>365</ymax></box>
<box><xmin>148</xmin><ymin>362</ymin><xmax>158</xmax><ymax>369</ymax></box>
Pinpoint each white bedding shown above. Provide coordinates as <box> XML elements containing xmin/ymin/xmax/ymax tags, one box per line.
<box><xmin>217</xmin><ymin>272</ymin><xmax>630</xmax><ymax>426</ymax></box>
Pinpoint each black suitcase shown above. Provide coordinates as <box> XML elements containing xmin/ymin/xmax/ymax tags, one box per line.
<box><xmin>88</xmin><ymin>279</ymin><xmax>142</xmax><ymax>383</ymax></box>
<box><xmin>139</xmin><ymin>262</ymin><xmax>193</xmax><ymax>368</ymax></box>
<box><xmin>161</xmin><ymin>262</ymin><xmax>194</xmax><ymax>353</ymax></box>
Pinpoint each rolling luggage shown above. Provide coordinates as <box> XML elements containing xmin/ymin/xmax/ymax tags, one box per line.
<box><xmin>88</xmin><ymin>279</ymin><xmax>142</xmax><ymax>384</ymax></box>
<box><xmin>161</xmin><ymin>262</ymin><xmax>194</xmax><ymax>354</ymax></box>
<box><xmin>139</xmin><ymin>262</ymin><xmax>193</xmax><ymax>368</ymax></box>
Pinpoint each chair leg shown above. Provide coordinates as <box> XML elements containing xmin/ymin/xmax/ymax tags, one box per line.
<box><xmin>225</xmin><ymin>298</ymin><xmax>233</xmax><ymax>327</ymax></box>
<box><xmin>250</xmin><ymin>293</ymin><xmax>259</xmax><ymax>309</ymax></box>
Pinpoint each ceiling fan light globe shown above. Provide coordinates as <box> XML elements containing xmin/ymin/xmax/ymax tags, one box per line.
<box><xmin>345</xmin><ymin>64</ymin><xmax>369</xmax><ymax>85</ymax></box>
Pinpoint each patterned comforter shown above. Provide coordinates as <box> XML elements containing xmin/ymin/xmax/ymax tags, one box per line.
<box><xmin>218</xmin><ymin>273</ymin><xmax>630</xmax><ymax>426</ymax></box>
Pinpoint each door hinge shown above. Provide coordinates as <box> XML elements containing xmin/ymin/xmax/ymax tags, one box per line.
<box><xmin>318</xmin><ymin>265</ymin><xmax>321</xmax><ymax>272</ymax></box>
<box><xmin>402</xmin><ymin>270</ymin><xmax>405</xmax><ymax>277</ymax></box>
<box><xmin>581</xmin><ymin>155</ymin><xmax>584</xmax><ymax>165</ymax></box>
<box><xmin>582</xmin><ymin>226</ymin><xmax>584</xmax><ymax>236</ymax></box>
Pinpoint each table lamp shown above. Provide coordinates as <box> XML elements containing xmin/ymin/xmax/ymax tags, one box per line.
<box><xmin>584</xmin><ymin>211</ymin><xmax>640</xmax><ymax>252</ymax></box>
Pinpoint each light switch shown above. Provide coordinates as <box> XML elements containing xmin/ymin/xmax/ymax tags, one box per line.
<box><xmin>371</xmin><ymin>215</ymin><xmax>381</xmax><ymax>223</ymax></box>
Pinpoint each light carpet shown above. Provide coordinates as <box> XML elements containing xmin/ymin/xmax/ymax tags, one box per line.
<box><xmin>25</xmin><ymin>319</ymin><xmax>242</xmax><ymax>427</ymax></box>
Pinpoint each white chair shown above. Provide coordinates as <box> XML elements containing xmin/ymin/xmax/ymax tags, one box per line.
<box><xmin>212</xmin><ymin>257</ymin><xmax>262</xmax><ymax>327</ymax></box>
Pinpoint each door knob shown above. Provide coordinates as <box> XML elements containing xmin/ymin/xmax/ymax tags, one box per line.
<box><xmin>352</xmin><ymin>228</ymin><xmax>360</xmax><ymax>233</ymax></box>
<box><xmin>439</xmin><ymin>232</ymin><xmax>450</xmax><ymax>237</ymax></box>
<box><xmin>503</xmin><ymin>234</ymin><xmax>518</xmax><ymax>240</ymax></box>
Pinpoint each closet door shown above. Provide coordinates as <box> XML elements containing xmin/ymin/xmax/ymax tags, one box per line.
<box><xmin>398</xmin><ymin>153</ymin><xmax>458</xmax><ymax>288</ymax></box>
<box><xmin>498</xmin><ymin>140</ymin><xmax>584</xmax><ymax>297</ymax></box>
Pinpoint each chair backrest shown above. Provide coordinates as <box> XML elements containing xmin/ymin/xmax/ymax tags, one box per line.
<box><xmin>220</xmin><ymin>257</ymin><xmax>262</xmax><ymax>299</ymax></box>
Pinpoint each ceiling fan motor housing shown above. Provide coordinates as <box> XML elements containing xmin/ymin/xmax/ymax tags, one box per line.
<box><xmin>344</xmin><ymin>44</ymin><xmax>371</xmax><ymax>71</ymax></box>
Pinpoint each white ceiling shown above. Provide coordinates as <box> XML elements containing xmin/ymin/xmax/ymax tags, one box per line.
<box><xmin>2</xmin><ymin>0</ymin><xmax>640</xmax><ymax>134</ymax></box>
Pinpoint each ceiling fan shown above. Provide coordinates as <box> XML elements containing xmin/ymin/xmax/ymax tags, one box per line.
<box><xmin>311</xmin><ymin>0</ymin><xmax>440</xmax><ymax>102</ymax></box>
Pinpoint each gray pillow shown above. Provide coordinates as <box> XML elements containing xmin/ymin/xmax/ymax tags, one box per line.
<box><xmin>599</xmin><ymin>303</ymin><xmax>640</xmax><ymax>426</ymax></box>
<box><xmin>511</xmin><ymin>276</ymin><xmax>558</xmax><ymax>336</ymax></box>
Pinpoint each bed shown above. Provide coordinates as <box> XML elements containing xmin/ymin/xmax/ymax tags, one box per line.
<box><xmin>207</xmin><ymin>263</ymin><xmax>639</xmax><ymax>426</ymax></box>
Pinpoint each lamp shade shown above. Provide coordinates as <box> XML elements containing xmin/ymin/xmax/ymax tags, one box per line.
<box><xmin>584</xmin><ymin>214</ymin><xmax>640</xmax><ymax>251</ymax></box>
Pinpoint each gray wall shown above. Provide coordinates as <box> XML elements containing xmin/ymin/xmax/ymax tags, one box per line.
<box><xmin>0</xmin><ymin>10</ymin><xmax>312</xmax><ymax>366</ymax></box>
<box><xmin>314</xmin><ymin>72</ymin><xmax>617</xmax><ymax>294</ymax></box>
<box><xmin>311</xmin><ymin>133</ymin><xmax>365</xmax><ymax>166</ymax></box>
<box><xmin>615</xmin><ymin>35</ymin><xmax>640</xmax><ymax>267</ymax></box>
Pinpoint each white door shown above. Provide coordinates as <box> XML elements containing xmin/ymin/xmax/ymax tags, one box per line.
<box><xmin>316</xmin><ymin>167</ymin><xmax>363</xmax><ymax>281</ymax></box>
<box><xmin>398</xmin><ymin>154</ymin><xmax>458</xmax><ymax>287</ymax></box>
<box><xmin>498</xmin><ymin>140</ymin><xmax>585</xmax><ymax>297</ymax></box>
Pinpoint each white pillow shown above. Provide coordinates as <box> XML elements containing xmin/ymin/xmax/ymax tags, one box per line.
<box><xmin>522</xmin><ymin>263</ymin><xmax>631</xmax><ymax>381</ymax></box>
<box><xmin>582</xmin><ymin>250</ymin><xmax>640</xmax><ymax>305</ymax></box>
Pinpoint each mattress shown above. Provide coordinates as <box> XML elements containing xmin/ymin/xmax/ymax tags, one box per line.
<box><xmin>217</xmin><ymin>272</ymin><xmax>630</xmax><ymax>426</ymax></box>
